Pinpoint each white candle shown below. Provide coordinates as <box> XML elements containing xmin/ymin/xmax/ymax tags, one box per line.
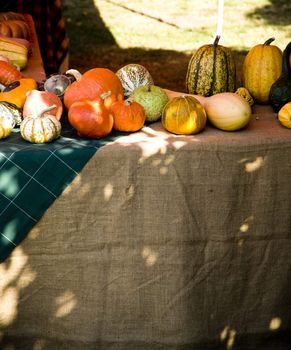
<box><xmin>216</xmin><ymin>0</ymin><xmax>224</xmax><ymax>38</ymax></box>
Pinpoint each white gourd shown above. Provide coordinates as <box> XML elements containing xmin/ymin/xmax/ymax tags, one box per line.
<box><xmin>20</xmin><ymin>105</ymin><xmax>61</xmax><ymax>143</ymax></box>
<box><xmin>0</xmin><ymin>114</ymin><xmax>15</xmax><ymax>139</ymax></box>
<box><xmin>116</xmin><ymin>64</ymin><xmax>154</xmax><ymax>98</ymax></box>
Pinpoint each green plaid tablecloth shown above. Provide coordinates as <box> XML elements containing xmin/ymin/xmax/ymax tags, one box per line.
<box><xmin>0</xmin><ymin>122</ymin><xmax>124</xmax><ymax>262</ymax></box>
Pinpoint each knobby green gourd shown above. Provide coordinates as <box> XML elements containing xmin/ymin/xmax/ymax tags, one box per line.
<box><xmin>186</xmin><ymin>35</ymin><xmax>236</xmax><ymax>97</ymax></box>
<box><xmin>20</xmin><ymin>105</ymin><xmax>61</xmax><ymax>144</ymax></box>
<box><xmin>269</xmin><ymin>41</ymin><xmax>291</xmax><ymax>112</ymax></box>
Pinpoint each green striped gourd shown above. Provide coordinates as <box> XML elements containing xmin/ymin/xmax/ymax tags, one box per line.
<box><xmin>186</xmin><ymin>36</ymin><xmax>236</xmax><ymax>97</ymax></box>
<box><xmin>116</xmin><ymin>64</ymin><xmax>154</xmax><ymax>98</ymax></box>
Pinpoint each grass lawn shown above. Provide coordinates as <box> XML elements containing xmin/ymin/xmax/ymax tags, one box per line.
<box><xmin>62</xmin><ymin>0</ymin><xmax>291</xmax><ymax>91</ymax></box>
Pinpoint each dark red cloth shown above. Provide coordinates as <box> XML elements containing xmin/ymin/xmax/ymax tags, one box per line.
<box><xmin>1</xmin><ymin>0</ymin><xmax>69</xmax><ymax>75</ymax></box>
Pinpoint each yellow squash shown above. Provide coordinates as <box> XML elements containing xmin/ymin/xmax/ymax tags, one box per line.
<box><xmin>243</xmin><ymin>38</ymin><xmax>282</xmax><ymax>104</ymax></box>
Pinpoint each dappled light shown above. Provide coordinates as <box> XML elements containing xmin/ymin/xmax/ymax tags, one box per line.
<box><xmin>103</xmin><ymin>183</ymin><xmax>113</xmax><ymax>201</ymax></box>
<box><xmin>0</xmin><ymin>168</ymin><xmax>20</xmax><ymax>197</ymax></box>
<box><xmin>0</xmin><ymin>247</ymin><xmax>35</xmax><ymax>327</ymax></box>
<box><xmin>240</xmin><ymin>215</ymin><xmax>254</xmax><ymax>233</ymax></box>
<box><xmin>142</xmin><ymin>246</ymin><xmax>158</xmax><ymax>267</ymax></box>
<box><xmin>55</xmin><ymin>291</ymin><xmax>77</xmax><ymax>318</ymax></box>
<box><xmin>33</xmin><ymin>338</ymin><xmax>46</xmax><ymax>350</ymax></box>
<box><xmin>239</xmin><ymin>156</ymin><xmax>266</xmax><ymax>172</ymax></box>
<box><xmin>27</xmin><ymin>227</ymin><xmax>41</xmax><ymax>240</ymax></box>
<box><xmin>220</xmin><ymin>326</ymin><xmax>237</xmax><ymax>350</ymax></box>
<box><xmin>0</xmin><ymin>288</ymin><xmax>18</xmax><ymax>326</ymax></box>
<box><xmin>115</xmin><ymin>124</ymin><xmax>200</xmax><ymax>164</ymax></box>
<box><xmin>269</xmin><ymin>317</ymin><xmax>282</xmax><ymax>331</ymax></box>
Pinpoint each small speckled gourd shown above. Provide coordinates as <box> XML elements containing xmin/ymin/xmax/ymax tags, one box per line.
<box><xmin>116</xmin><ymin>64</ymin><xmax>154</xmax><ymax>98</ymax></box>
<box><xmin>186</xmin><ymin>35</ymin><xmax>236</xmax><ymax>96</ymax></box>
<box><xmin>0</xmin><ymin>101</ymin><xmax>21</xmax><ymax>126</ymax></box>
<box><xmin>235</xmin><ymin>87</ymin><xmax>254</xmax><ymax>106</ymax></box>
<box><xmin>20</xmin><ymin>105</ymin><xmax>61</xmax><ymax>143</ymax></box>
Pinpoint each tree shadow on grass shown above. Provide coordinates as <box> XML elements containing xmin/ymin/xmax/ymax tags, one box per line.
<box><xmin>246</xmin><ymin>0</ymin><xmax>291</xmax><ymax>28</ymax></box>
<box><xmin>62</xmin><ymin>0</ymin><xmax>116</xmax><ymax>50</ymax></box>
<box><xmin>68</xmin><ymin>45</ymin><xmax>247</xmax><ymax>92</ymax></box>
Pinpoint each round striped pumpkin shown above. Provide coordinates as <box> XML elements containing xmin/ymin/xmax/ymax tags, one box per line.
<box><xmin>186</xmin><ymin>36</ymin><xmax>236</xmax><ymax>97</ymax></box>
<box><xmin>116</xmin><ymin>64</ymin><xmax>154</xmax><ymax>98</ymax></box>
<box><xmin>162</xmin><ymin>95</ymin><xmax>207</xmax><ymax>135</ymax></box>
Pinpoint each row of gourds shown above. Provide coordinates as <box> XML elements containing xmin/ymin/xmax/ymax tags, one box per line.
<box><xmin>1</xmin><ymin>31</ymin><xmax>291</xmax><ymax>141</ymax></box>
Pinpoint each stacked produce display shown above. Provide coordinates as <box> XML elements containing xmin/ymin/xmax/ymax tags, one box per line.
<box><xmin>0</xmin><ymin>12</ymin><xmax>291</xmax><ymax>143</ymax></box>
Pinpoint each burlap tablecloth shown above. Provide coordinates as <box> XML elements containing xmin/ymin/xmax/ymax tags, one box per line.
<box><xmin>1</xmin><ymin>106</ymin><xmax>291</xmax><ymax>350</ymax></box>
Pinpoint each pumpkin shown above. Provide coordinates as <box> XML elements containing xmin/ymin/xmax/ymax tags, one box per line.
<box><xmin>64</xmin><ymin>67</ymin><xmax>123</xmax><ymax>110</ymax></box>
<box><xmin>243</xmin><ymin>38</ymin><xmax>282</xmax><ymax>104</ymax></box>
<box><xmin>0</xmin><ymin>20</ymin><xmax>30</xmax><ymax>39</ymax></box>
<box><xmin>0</xmin><ymin>101</ymin><xmax>22</xmax><ymax>126</ymax></box>
<box><xmin>68</xmin><ymin>98</ymin><xmax>114</xmax><ymax>138</ymax></box>
<box><xmin>204</xmin><ymin>92</ymin><xmax>252</xmax><ymax>131</ymax></box>
<box><xmin>0</xmin><ymin>60</ymin><xmax>22</xmax><ymax>85</ymax></box>
<box><xmin>110</xmin><ymin>98</ymin><xmax>146</xmax><ymax>132</ymax></box>
<box><xmin>278</xmin><ymin>102</ymin><xmax>291</xmax><ymax>128</ymax></box>
<box><xmin>235</xmin><ymin>87</ymin><xmax>254</xmax><ymax>106</ymax></box>
<box><xmin>162</xmin><ymin>95</ymin><xmax>207</xmax><ymax>135</ymax></box>
<box><xmin>23</xmin><ymin>89</ymin><xmax>63</xmax><ymax>120</ymax></box>
<box><xmin>186</xmin><ymin>35</ymin><xmax>236</xmax><ymax>97</ymax></box>
<box><xmin>20</xmin><ymin>105</ymin><xmax>61</xmax><ymax>143</ymax></box>
<box><xmin>0</xmin><ymin>104</ymin><xmax>16</xmax><ymax>139</ymax></box>
<box><xmin>0</xmin><ymin>78</ymin><xmax>37</xmax><ymax>109</ymax></box>
<box><xmin>116</xmin><ymin>64</ymin><xmax>154</xmax><ymax>98</ymax></box>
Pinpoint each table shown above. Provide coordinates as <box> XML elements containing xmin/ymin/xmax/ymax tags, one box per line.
<box><xmin>0</xmin><ymin>106</ymin><xmax>291</xmax><ymax>350</ymax></box>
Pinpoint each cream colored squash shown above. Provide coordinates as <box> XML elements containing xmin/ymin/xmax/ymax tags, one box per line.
<box><xmin>204</xmin><ymin>92</ymin><xmax>252</xmax><ymax>131</ymax></box>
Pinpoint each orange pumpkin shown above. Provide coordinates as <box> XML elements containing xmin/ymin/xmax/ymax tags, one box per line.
<box><xmin>68</xmin><ymin>98</ymin><xmax>114</xmax><ymax>138</ymax></box>
<box><xmin>23</xmin><ymin>89</ymin><xmax>63</xmax><ymax>120</ymax></box>
<box><xmin>110</xmin><ymin>98</ymin><xmax>146</xmax><ymax>132</ymax></box>
<box><xmin>64</xmin><ymin>67</ymin><xmax>123</xmax><ymax>110</ymax></box>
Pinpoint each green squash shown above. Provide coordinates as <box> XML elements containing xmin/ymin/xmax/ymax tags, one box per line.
<box><xmin>269</xmin><ymin>41</ymin><xmax>291</xmax><ymax>112</ymax></box>
<box><xmin>186</xmin><ymin>35</ymin><xmax>236</xmax><ymax>97</ymax></box>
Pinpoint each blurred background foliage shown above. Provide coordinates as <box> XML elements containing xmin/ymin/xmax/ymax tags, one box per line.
<box><xmin>62</xmin><ymin>0</ymin><xmax>291</xmax><ymax>91</ymax></box>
